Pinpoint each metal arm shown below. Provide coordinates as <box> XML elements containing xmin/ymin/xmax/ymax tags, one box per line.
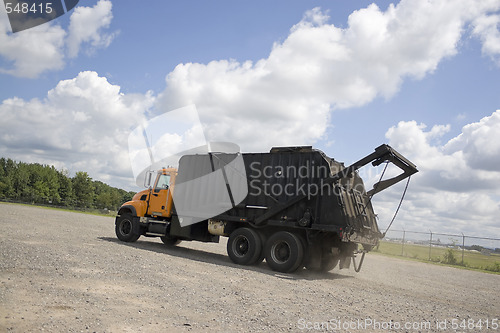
<box><xmin>328</xmin><ymin>144</ymin><xmax>417</xmax><ymax>197</ymax></box>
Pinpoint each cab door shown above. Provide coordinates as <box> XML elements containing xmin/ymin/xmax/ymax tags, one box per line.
<box><xmin>147</xmin><ymin>171</ymin><xmax>172</xmax><ymax>217</ymax></box>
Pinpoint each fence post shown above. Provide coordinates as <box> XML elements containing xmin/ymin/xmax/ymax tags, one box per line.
<box><xmin>462</xmin><ymin>233</ymin><xmax>465</xmax><ymax>265</ymax></box>
<box><xmin>401</xmin><ymin>229</ymin><xmax>405</xmax><ymax>257</ymax></box>
<box><xmin>429</xmin><ymin>230</ymin><xmax>433</xmax><ymax>261</ymax></box>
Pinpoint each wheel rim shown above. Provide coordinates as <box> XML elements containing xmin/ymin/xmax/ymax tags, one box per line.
<box><xmin>271</xmin><ymin>241</ymin><xmax>291</xmax><ymax>264</ymax></box>
<box><xmin>120</xmin><ymin>219</ymin><xmax>132</xmax><ymax>236</ymax></box>
<box><xmin>232</xmin><ymin>235</ymin><xmax>249</xmax><ymax>258</ymax></box>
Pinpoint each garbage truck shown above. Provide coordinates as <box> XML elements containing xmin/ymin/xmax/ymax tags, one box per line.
<box><xmin>115</xmin><ymin>144</ymin><xmax>417</xmax><ymax>273</ymax></box>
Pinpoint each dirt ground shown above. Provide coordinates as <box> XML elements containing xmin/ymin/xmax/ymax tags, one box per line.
<box><xmin>0</xmin><ymin>203</ymin><xmax>499</xmax><ymax>332</ymax></box>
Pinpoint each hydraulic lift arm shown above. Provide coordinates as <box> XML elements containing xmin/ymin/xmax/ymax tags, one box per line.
<box><xmin>330</xmin><ymin>144</ymin><xmax>418</xmax><ymax>196</ymax></box>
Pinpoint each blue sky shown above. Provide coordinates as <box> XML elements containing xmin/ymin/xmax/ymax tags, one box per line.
<box><xmin>1</xmin><ymin>0</ymin><xmax>500</xmax><ymax>237</ymax></box>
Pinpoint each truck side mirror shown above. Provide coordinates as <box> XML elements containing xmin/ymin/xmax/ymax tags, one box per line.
<box><xmin>144</xmin><ymin>171</ymin><xmax>154</xmax><ymax>188</ymax></box>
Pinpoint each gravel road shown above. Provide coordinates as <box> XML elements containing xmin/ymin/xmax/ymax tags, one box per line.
<box><xmin>1</xmin><ymin>203</ymin><xmax>499</xmax><ymax>332</ymax></box>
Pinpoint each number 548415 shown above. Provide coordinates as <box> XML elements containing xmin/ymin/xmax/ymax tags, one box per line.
<box><xmin>5</xmin><ymin>2</ymin><xmax>53</xmax><ymax>14</ymax></box>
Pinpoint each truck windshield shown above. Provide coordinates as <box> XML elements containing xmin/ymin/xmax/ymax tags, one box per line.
<box><xmin>155</xmin><ymin>174</ymin><xmax>171</xmax><ymax>190</ymax></box>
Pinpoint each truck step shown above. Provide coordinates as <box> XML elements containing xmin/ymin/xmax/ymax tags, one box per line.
<box><xmin>145</xmin><ymin>232</ymin><xmax>165</xmax><ymax>237</ymax></box>
<box><xmin>150</xmin><ymin>220</ymin><xmax>168</xmax><ymax>224</ymax></box>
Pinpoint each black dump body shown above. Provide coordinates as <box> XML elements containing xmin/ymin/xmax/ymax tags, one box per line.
<box><xmin>234</xmin><ymin>147</ymin><xmax>380</xmax><ymax>245</ymax></box>
<box><xmin>173</xmin><ymin>145</ymin><xmax>417</xmax><ymax>247</ymax></box>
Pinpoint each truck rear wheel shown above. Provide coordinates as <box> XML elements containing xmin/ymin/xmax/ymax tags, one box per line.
<box><xmin>160</xmin><ymin>234</ymin><xmax>181</xmax><ymax>246</ymax></box>
<box><xmin>264</xmin><ymin>231</ymin><xmax>304</xmax><ymax>273</ymax></box>
<box><xmin>304</xmin><ymin>244</ymin><xmax>340</xmax><ymax>272</ymax></box>
<box><xmin>320</xmin><ymin>254</ymin><xmax>339</xmax><ymax>272</ymax></box>
<box><xmin>115</xmin><ymin>213</ymin><xmax>140</xmax><ymax>242</ymax></box>
<box><xmin>227</xmin><ymin>228</ymin><xmax>262</xmax><ymax>265</ymax></box>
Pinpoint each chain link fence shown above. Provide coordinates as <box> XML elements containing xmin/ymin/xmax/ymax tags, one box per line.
<box><xmin>376</xmin><ymin>229</ymin><xmax>500</xmax><ymax>273</ymax></box>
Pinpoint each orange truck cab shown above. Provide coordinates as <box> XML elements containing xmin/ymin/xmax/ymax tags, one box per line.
<box><xmin>115</xmin><ymin>168</ymin><xmax>182</xmax><ymax>244</ymax></box>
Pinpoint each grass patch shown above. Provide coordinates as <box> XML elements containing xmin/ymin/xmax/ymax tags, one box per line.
<box><xmin>374</xmin><ymin>241</ymin><xmax>500</xmax><ymax>274</ymax></box>
<box><xmin>0</xmin><ymin>201</ymin><xmax>116</xmax><ymax>218</ymax></box>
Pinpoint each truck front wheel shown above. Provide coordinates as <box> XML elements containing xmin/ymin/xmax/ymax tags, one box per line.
<box><xmin>115</xmin><ymin>213</ymin><xmax>140</xmax><ymax>242</ymax></box>
<box><xmin>227</xmin><ymin>228</ymin><xmax>262</xmax><ymax>265</ymax></box>
<box><xmin>265</xmin><ymin>231</ymin><xmax>304</xmax><ymax>273</ymax></box>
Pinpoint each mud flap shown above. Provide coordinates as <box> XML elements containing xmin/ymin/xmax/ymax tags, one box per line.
<box><xmin>132</xmin><ymin>216</ymin><xmax>143</xmax><ymax>235</ymax></box>
<box><xmin>339</xmin><ymin>256</ymin><xmax>351</xmax><ymax>269</ymax></box>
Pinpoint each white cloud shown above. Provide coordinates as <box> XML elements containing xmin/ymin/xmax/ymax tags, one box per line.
<box><xmin>0</xmin><ymin>71</ymin><xmax>154</xmax><ymax>187</ymax></box>
<box><xmin>67</xmin><ymin>0</ymin><xmax>116</xmax><ymax>58</ymax></box>
<box><xmin>0</xmin><ymin>13</ymin><xmax>66</xmax><ymax>78</ymax></box>
<box><xmin>0</xmin><ymin>0</ymin><xmax>116</xmax><ymax>78</ymax></box>
<box><xmin>445</xmin><ymin>111</ymin><xmax>500</xmax><ymax>171</ymax></box>
<box><xmin>157</xmin><ymin>0</ymin><xmax>500</xmax><ymax>152</ymax></box>
<box><xmin>378</xmin><ymin>111</ymin><xmax>500</xmax><ymax>236</ymax></box>
<box><xmin>472</xmin><ymin>13</ymin><xmax>500</xmax><ymax>65</ymax></box>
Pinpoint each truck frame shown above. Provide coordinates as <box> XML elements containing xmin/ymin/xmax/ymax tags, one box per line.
<box><xmin>115</xmin><ymin>144</ymin><xmax>417</xmax><ymax>273</ymax></box>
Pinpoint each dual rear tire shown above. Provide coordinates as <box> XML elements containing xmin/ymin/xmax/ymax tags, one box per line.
<box><xmin>227</xmin><ymin>228</ymin><xmax>262</xmax><ymax>265</ymax></box>
<box><xmin>264</xmin><ymin>231</ymin><xmax>304</xmax><ymax>273</ymax></box>
<box><xmin>227</xmin><ymin>228</ymin><xmax>305</xmax><ymax>273</ymax></box>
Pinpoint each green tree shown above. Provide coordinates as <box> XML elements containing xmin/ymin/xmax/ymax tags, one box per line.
<box><xmin>72</xmin><ymin>171</ymin><xmax>94</xmax><ymax>208</ymax></box>
<box><xmin>24</xmin><ymin>163</ymin><xmax>61</xmax><ymax>204</ymax></box>
<box><xmin>44</xmin><ymin>165</ymin><xmax>61</xmax><ymax>204</ymax></box>
<box><xmin>0</xmin><ymin>158</ymin><xmax>14</xmax><ymax>198</ymax></box>
<box><xmin>33</xmin><ymin>180</ymin><xmax>50</xmax><ymax>203</ymax></box>
<box><xmin>469</xmin><ymin>245</ymin><xmax>484</xmax><ymax>252</ymax></box>
<box><xmin>93</xmin><ymin>180</ymin><xmax>129</xmax><ymax>210</ymax></box>
<box><xmin>121</xmin><ymin>190</ymin><xmax>135</xmax><ymax>204</ymax></box>
<box><xmin>58</xmin><ymin>169</ymin><xmax>74</xmax><ymax>206</ymax></box>
<box><xmin>13</xmin><ymin>162</ymin><xmax>31</xmax><ymax>201</ymax></box>
<box><xmin>0</xmin><ymin>157</ymin><xmax>133</xmax><ymax>210</ymax></box>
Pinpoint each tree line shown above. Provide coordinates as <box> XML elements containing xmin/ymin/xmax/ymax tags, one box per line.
<box><xmin>0</xmin><ymin>157</ymin><xmax>136</xmax><ymax>211</ymax></box>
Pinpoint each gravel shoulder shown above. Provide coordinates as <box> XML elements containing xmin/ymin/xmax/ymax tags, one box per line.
<box><xmin>1</xmin><ymin>203</ymin><xmax>499</xmax><ymax>332</ymax></box>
